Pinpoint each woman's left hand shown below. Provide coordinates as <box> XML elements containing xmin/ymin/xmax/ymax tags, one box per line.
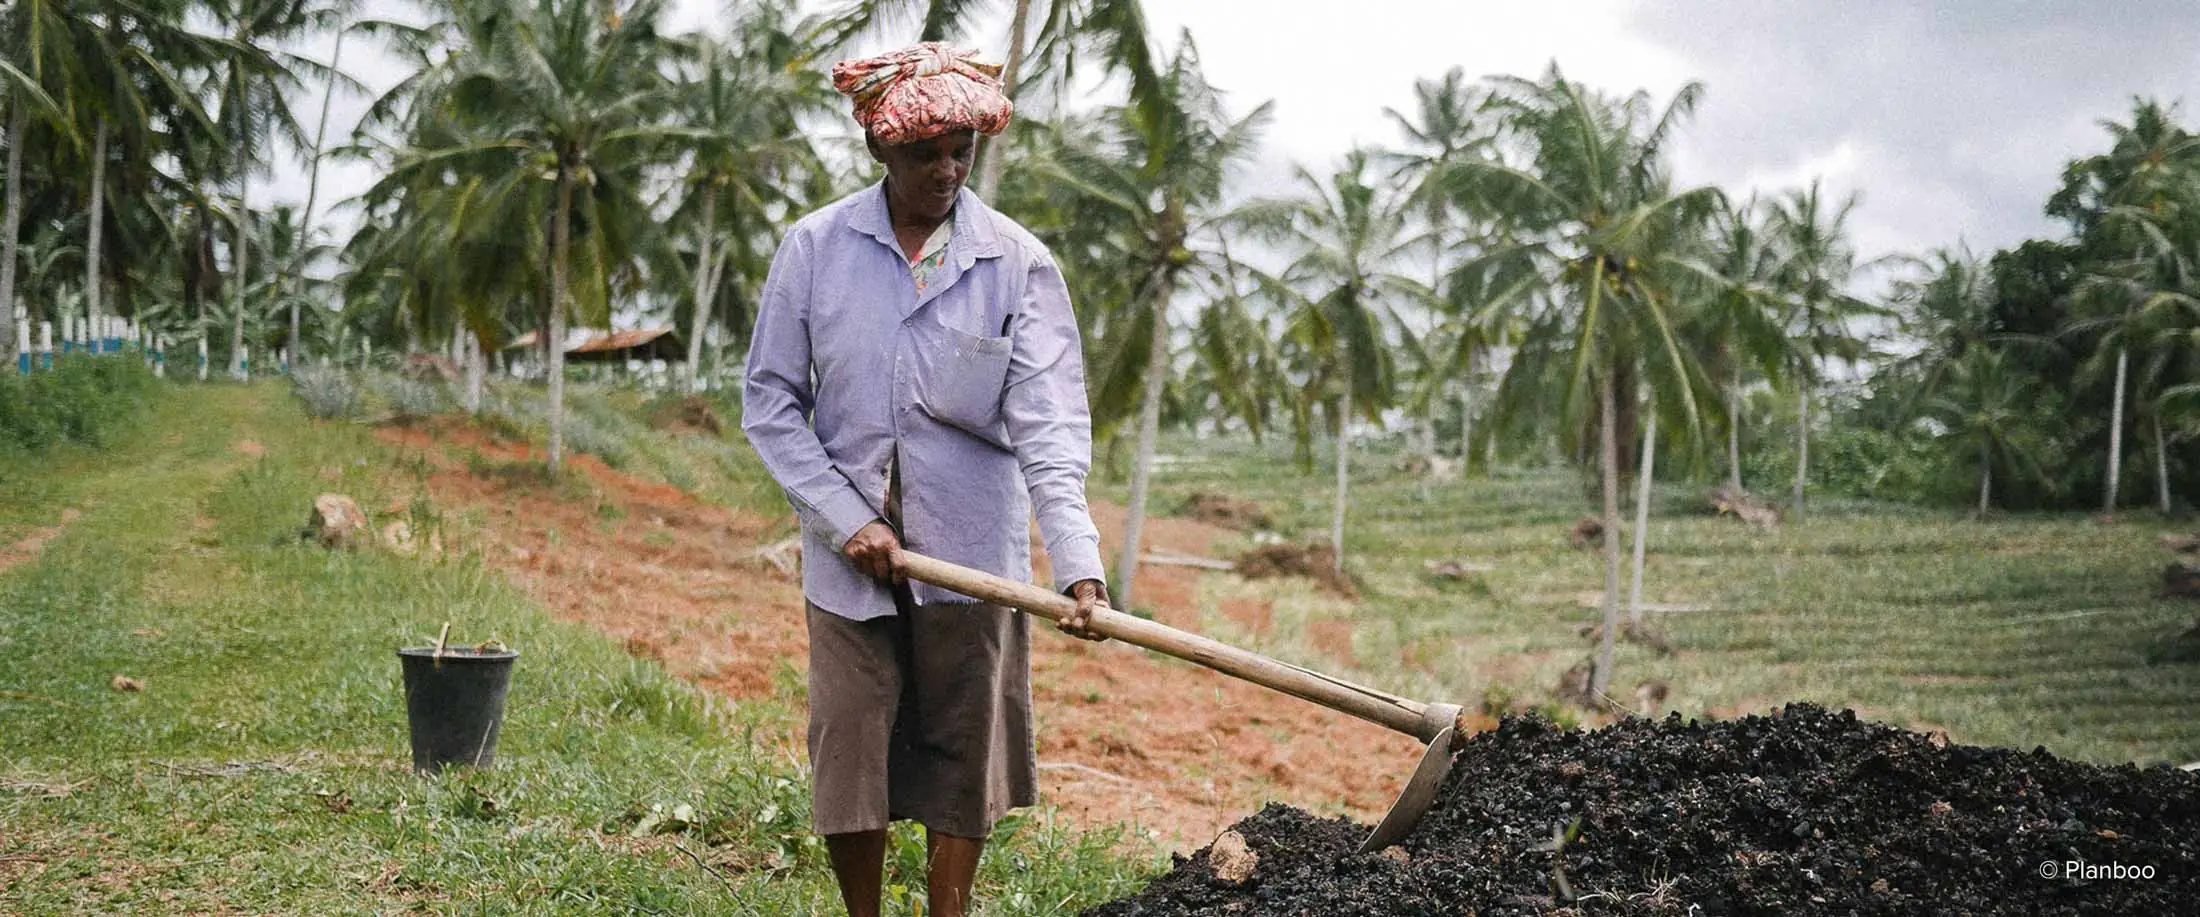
<box><xmin>1061</xmin><ymin>579</ymin><xmax>1111</xmax><ymax>642</ymax></box>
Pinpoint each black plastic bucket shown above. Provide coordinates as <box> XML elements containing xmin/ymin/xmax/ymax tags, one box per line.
<box><xmin>397</xmin><ymin>647</ymin><xmax>519</xmax><ymax>775</ymax></box>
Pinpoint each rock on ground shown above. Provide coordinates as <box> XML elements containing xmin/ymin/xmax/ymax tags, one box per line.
<box><xmin>306</xmin><ymin>494</ymin><xmax>370</xmax><ymax>550</ymax></box>
<box><xmin>1087</xmin><ymin>704</ymin><xmax>2199</xmax><ymax>916</ymax></box>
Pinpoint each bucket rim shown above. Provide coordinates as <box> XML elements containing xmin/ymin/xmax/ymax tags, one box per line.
<box><xmin>397</xmin><ymin>646</ymin><xmax>519</xmax><ymax>662</ymax></box>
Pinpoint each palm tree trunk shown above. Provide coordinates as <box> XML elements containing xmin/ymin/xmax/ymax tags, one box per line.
<box><xmin>1485</xmin><ymin>322</ymin><xmax>1508</xmax><ymax>469</ymax></box>
<box><xmin>1978</xmin><ymin>440</ymin><xmax>1992</xmax><ymax>517</ymax></box>
<box><xmin>548</xmin><ymin>166</ymin><xmax>574</xmax><ymax>475</ymax></box>
<box><xmin>2155</xmin><ymin>412</ymin><xmax>2172</xmax><ymax>514</ymax></box>
<box><xmin>1592</xmin><ymin>371</ymin><xmax>1623</xmax><ymax>698</ymax></box>
<box><xmin>2105</xmin><ymin>347</ymin><xmax>2127</xmax><ymax>513</ymax></box>
<box><xmin>683</xmin><ymin>183</ymin><xmax>718</xmax><ymax>393</ymax></box>
<box><xmin>0</xmin><ymin>106</ymin><xmax>25</xmax><ymax>366</ymax></box>
<box><xmin>972</xmin><ymin>0</ymin><xmax>1033</xmax><ymax>201</ymax></box>
<box><xmin>1727</xmin><ymin>363</ymin><xmax>1743</xmax><ymax>492</ymax></box>
<box><xmin>1792</xmin><ymin>385</ymin><xmax>1809</xmax><ymax>522</ymax></box>
<box><xmin>465</xmin><ymin>331</ymin><xmax>483</xmax><ymax>414</ymax></box>
<box><xmin>1332</xmin><ymin>387</ymin><xmax>1352</xmax><ymax>577</ymax></box>
<box><xmin>1457</xmin><ymin>348</ymin><xmax>1475</xmax><ymax>472</ymax></box>
<box><xmin>1115</xmin><ymin>274</ymin><xmax>1174</xmax><ymax>612</ymax></box>
<box><xmin>293</xmin><ymin>26</ymin><xmax>345</xmax><ymax>370</ymax></box>
<box><xmin>1458</xmin><ymin>386</ymin><xmax>1473</xmax><ymax>465</ymax></box>
<box><xmin>86</xmin><ymin>121</ymin><xmax>107</xmax><ymax>343</ymax></box>
<box><xmin>1628</xmin><ymin>406</ymin><xmax>1656</xmax><ymax>630</ymax></box>
<box><xmin>231</xmin><ymin>133</ymin><xmax>250</xmax><ymax>380</ymax></box>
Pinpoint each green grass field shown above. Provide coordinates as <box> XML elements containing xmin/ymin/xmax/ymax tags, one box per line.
<box><xmin>5</xmin><ymin>380</ymin><xmax>2196</xmax><ymax>914</ymax></box>
<box><xmin>0</xmin><ymin>385</ymin><xmax>1144</xmax><ymax>915</ymax></box>
<box><xmin>1090</xmin><ymin>434</ymin><xmax>2200</xmax><ymax>767</ymax></box>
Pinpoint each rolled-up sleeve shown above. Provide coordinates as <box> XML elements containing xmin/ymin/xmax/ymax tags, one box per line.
<box><xmin>1002</xmin><ymin>253</ymin><xmax>1106</xmax><ymax>592</ymax></box>
<box><xmin>741</xmin><ymin>230</ymin><xmax>879</xmax><ymax>548</ymax></box>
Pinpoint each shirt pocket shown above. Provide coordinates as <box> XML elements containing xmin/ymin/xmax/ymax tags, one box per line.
<box><xmin>914</xmin><ymin>320</ymin><xmax>1014</xmax><ymax>438</ymax></box>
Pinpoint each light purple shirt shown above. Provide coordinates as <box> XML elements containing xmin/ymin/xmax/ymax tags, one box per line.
<box><xmin>742</xmin><ymin>183</ymin><xmax>1107</xmax><ymax>620</ymax></box>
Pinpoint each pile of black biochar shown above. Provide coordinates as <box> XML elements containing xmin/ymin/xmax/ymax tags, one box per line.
<box><xmin>1089</xmin><ymin>704</ymin><xmax>2198</xmax><ymax>916</ymax></box>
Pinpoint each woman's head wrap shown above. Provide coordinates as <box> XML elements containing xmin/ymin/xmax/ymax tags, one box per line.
<box><xmin>831</xmin><ymin>42</ymin><xmax>1013</xmax><ymax>146</ymax></box>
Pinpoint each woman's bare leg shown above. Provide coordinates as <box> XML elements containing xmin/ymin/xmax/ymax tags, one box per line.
<box><xmin>926</xmin><ymin>828</ymin><xmax>987</xmax><ymax>917</ymax></box>
<box><xmin>825</xmin><ymin>830</ymin><xmax>887</xmax><ymax>917</ymax></box>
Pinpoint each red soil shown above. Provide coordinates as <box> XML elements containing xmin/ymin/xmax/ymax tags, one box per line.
<box><xmin>375</xmin><ymin>420</ymin><xmax>1424</xmax><ymax>851</ymax></box>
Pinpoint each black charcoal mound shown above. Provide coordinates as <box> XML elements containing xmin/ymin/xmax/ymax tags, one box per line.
<box><xmin>1088</xmin><ymin>704</ymin><xmax>2199</xmax><ymax>916</ymax></box>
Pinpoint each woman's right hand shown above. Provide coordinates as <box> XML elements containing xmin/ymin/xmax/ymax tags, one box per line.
<box><xmin>842</xmin><ymin>521</ymin><xmax>905</xmax><ymax>585</ymax></box>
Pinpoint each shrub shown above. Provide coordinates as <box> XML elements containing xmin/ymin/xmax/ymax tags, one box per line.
<box><xmin>374</xmin><ymin>374</ymin><xmax>448</xmax><ymax>421</ymax></box>
<box><xmin>561</xmin><ymin>411</ymin><xmax>631</xmax><ymax>468</ymax></box>
<box><xmin>0</xmin><ymin>357</ymin><xmax>160</xmax><ymax>453</ymax></box>
<box><xmin>290</xmin><ymin>366</ymin><xmax>363</xmax><ymax>420</ymax></box>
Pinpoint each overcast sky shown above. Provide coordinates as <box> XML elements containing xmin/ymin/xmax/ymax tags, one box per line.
<box><xmin>276</xmin><ymin>1</ymin><xmax>2200</xmax><ymax>271</ymax></box>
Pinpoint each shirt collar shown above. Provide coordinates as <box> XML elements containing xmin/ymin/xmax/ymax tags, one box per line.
<box><xmin>848</xmin><ymin>181</ymin><xmax>1004</xmax><ymax>261</ymax></box>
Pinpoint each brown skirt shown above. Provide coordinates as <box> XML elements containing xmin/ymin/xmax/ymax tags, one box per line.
<box><xmin>805</xmin><ymin>596</ymin><xmax>1037</xmax><ymax>838</ymax></box>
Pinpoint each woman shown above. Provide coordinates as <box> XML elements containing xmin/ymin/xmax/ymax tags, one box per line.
<box><xmin>741</xmin><ymin>42</ymin><xmax>1112</xmax><ymax>917</ymax></box>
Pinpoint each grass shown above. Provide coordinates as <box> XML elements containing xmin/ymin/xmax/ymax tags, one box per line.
<box><xmin>0</xmin><ymin>383</ymin><xmax>1150</xmax><ymax>915</ymax></box>
<box><xmin>1091</xmin><ymin>432</ymin><xmax>2200</xmax><ymax>767</ymax></box>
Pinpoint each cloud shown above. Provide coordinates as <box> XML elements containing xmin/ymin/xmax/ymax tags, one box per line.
<box><xmin>1628</xmin><ymin>0</ymin><xmax>2200</xmax><ymax>259</ymax></box>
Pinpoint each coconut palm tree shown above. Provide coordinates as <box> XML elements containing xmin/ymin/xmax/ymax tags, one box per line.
<box><xmin>1024</xmin><ymin>34</ymin><xmax>1269</xmax><ymax>611</ymax></box>
<box><xmin>2069</xmin><ymin>198</ymin><xmax>2200</xmax><ymax>513</ymax></box>
<box><xmin>2129</xmin><ymin>309</ymin><xmax>2200</xmax><ymax>513</ymax></box>
<box><xmin>1680</xmin><ymin>199</ymin><xmax>1794</xmax><ymax>493</ymax></box>
<box><xmin>63</xmin><ymin>2</ymin><xmax>218</xmax><ymax>347</ymax></box>
<box><xmin>1767</xmin><ymin>180</ymin><xmax>1870</xmax><ymax>522</ymax></box>
<box><xmin>1383</xmin><ymin>66</ymin><xmax>1494</xmax><ymax>462</ymax></box>
<box><xmin>0</xmin><ymin>0</ymin><xmax>79</xmax><ymax>366</ymax></box>
<box><xmin>1922</xmin><ymin>344</ymin><xmax>2052</xmax><ymax>517</ymax></box>
<box><xmin>285</xmin><ymin>14</ymin><xmax>352</xmax><ymax>369</ymax></box>
<box><xmin>2052</xmin><ymin>102</ymin><xmax>2200</xmax><ymax>513</ymax></box>
<box><xmin>366</xmin><ymin>0</ymin><xmax>681</xmax><ymax>473</ymax></box>
<box><xmin>1239</xmin><ymin>149</ymin><xmax>1417</xmax><ymax>577</ymax></box>
<box><xmin>1185</xmin><ymin>240</ymin><xmax>1287</xmax><ymax>442</ymax></box>
<box><xmin>666</xmin><ymin>8</ymin><xmax>832</xmax><ymax>391</ymax></box>
<box><xmin>204</xmin><ymin>0</ymin><xmax>350</xmax><ymax>378</ymax></box>
<box><xmin>1888</xmin><ymin>247</ymin><xmax>1996</xmax><ymax>385</ymax></box>
<box><xmin>1445</xmin><ymin>63</ymin><xmax>1723</xmax><ymax>697</ymax></box>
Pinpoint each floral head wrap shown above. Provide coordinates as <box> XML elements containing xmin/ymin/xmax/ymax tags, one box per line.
<box><xmin>831</xmin><ymin>42</ymin><xmax>1013</xmax><ymax>146</ymax></box>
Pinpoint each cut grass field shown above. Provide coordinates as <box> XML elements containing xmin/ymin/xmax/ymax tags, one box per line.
<box><xmin>1091</xmin><ymin>434</ymin><xmax>2200</xmax><ymax>767</ymax></box>
<box><xmin>0</xmin><ymin>385</ymin><xmax>1146</xmax><ymax>915</ymax></box>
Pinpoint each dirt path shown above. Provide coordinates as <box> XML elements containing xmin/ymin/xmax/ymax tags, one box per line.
<box><xmin>376</xmin><ymin>421</ymin><xmax>1424</xmax><ymax>851</ymax></box>
<box><xmin>0</xmin><ymin>508</ymin><xmax>84</xmax><ymax>576</ymax></box>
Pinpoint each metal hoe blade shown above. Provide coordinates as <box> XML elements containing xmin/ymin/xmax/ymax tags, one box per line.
<box><xmin>1360</xmin><ymin>703</ymin><xmax>1463</xmax><ymax>852</ymax></box>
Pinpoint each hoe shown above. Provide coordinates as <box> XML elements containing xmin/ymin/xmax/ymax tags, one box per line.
<box><xmin>898</xmin><ymin>550</ymin><xmax>1464</xmax><ymax>852</ymax></box>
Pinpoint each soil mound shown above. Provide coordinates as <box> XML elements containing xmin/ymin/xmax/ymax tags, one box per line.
<box><xmin>1177</xmin><ymin>492</ymin><xmax>1273</xmax><ymax>532</ymax></box>
<box><xmin>648</xmin><ymin>395</ymin><xmax>724</xmax><ymax>436</ymax></box>
<box><xmin>1089</xmin><ymin>704</ymin><xmax>2199</xmax><ymax>916</ymax></box>
<box><xmin>1233</xmin><ymin>543</ymin><xmax>1357</xmax><ymax>598</ymax></box>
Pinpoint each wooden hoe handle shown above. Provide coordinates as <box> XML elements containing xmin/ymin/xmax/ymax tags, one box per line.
<box><xmin>896</xmin><ymin>550</ymin><xmax>1446</xmax><ymax>742</ymax></box>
